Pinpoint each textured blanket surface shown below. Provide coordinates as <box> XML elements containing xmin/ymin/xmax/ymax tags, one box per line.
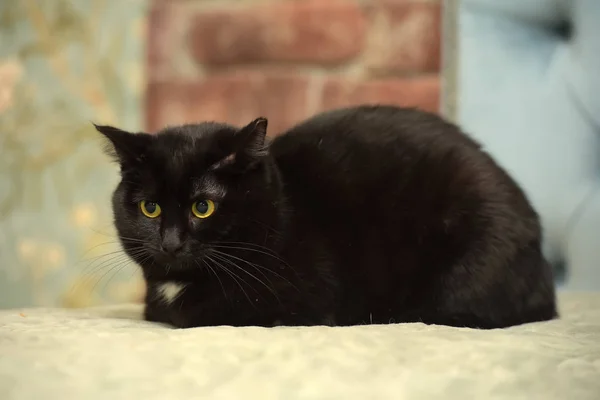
<box><xmin>1</xmin><ymin>292</ymin><xmax>599</xmax><ymax>400</ymax></box>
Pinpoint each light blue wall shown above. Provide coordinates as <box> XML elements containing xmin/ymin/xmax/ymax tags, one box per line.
<box><xmin>0</xmin><ymin>0</ymin><xmax>147</xmax><ymax>308</ymax></box>
<box><xmin>458</xmin><ymin>0</ymin><xmax>600</xmax><ymax>289</ymax></box>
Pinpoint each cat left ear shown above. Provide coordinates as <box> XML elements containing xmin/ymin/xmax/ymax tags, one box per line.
<box><xmin>236</xmin><ymin>117</ymin><xmax>268</xmax><ymax>159</ymax></box>
<box><xmin>209</xmin><ymin>118</ymin><xmax>268</xmax><ymax>172</ymax></box>
<box><xmin>93</xmin><ymin>123</ymin><xmax>152</xmax><ymax>166</ymax></box>
<box><xmin>226</xmin><ymin>117</ymin><xmax>268</xmax><ymax>170</ymax></box>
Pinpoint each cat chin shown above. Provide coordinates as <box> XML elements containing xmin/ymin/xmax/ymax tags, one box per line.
<box><xmin>137</xmin><ymin>256</ymin><xmax>203</xmax><ymax>277</ymax></box>
<box><xmin>153</xmin><ymin>259</ymin><xmax>198</xmax><ymax>272</ymax></box>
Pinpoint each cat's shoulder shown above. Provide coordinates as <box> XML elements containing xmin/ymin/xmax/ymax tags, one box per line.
<box><xmin>270</xmin><ymin>105</ymin><xmax>475</xmax><ymax>150</ymax></box>
<box><xmin>285</xmin><ymin>105</ymin><xmax>440</xmax><ymax>132</ymax></box>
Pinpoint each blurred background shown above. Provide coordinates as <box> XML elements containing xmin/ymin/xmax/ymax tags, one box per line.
<box><xmin>0</xmin><ymin>0</ymin><xmax>146</xmax><ymax>308</ymax></box>
<box><xmin>0</xmin><ymin>0</ymin><xmax>598</xmax><ymax>309</ymax></box>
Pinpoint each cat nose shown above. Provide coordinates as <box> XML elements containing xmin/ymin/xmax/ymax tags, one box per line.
<box><xmin>161</xmin><ymin>230</ymin><xmax>184</xmax><ymax>255</ymax></box>
<box><xmin>161</xmin><ymin>240</ymin><xmax>183</xmax><ymax>255</ymax></box>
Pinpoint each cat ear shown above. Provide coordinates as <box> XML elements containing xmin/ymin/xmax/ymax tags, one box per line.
<box><xmin>235</xmin><ymin>117</ymin><xmax>268</xmax><ymax>161</ymax></box>
<box><xmin>211</xmin><ymin>118</ymin><xmax>268</xmax><ymax>173</ymax></box>
<box><xmin>93</xmin><ymin>123</ymin><xmax>152</xmax><ymax>166</ymax></box>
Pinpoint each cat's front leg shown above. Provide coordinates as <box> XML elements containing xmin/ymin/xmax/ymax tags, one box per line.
<box><xmin>143</xmin><ymin>280</ymin><xmax>192</xmax><ymax>327</ymax></box>
<box><xmin>143</xmin><ymin>302</ymin><xmax>173</xmax><ymax>326</ymax></box>
<box><xmin>144</xmin><ymin>282</ymin><xmax>243</xmax><ymax>328</ymax></box>
<box><xmin>144</xmin><ymin>295</ymin><xmax>205</xmax><ymax>328</ymax></box>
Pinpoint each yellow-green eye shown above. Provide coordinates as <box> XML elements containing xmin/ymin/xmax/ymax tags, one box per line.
<box><xmin>140</xmin><ymin>201</ymin><xmax>161</xmax><ymax>218</ymax></box>
<box><xmin>192</xmin><ymin>200</ymin><xmax>215</xmax><ymax>219</ymax></box>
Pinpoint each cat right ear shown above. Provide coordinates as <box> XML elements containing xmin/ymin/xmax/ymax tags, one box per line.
<box><xmin>93</xmin><ymin>123</ymin><xmax>152</xmax><ymax>166</ymax></box>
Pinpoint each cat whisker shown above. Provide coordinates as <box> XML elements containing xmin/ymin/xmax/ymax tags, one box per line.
<box><xmin>72</xmin><ymin>248</ymin><xmax>148</xmax><ymax>295</ymax></box>
<box><xmin>87</xmin><ymin>226</ymin><xmax>125</xmax><ymax>239</ymax></box>
<box><xmin>211</xmin><ymin>242</ymin><xmax>293</xmax><ymax>269</ymax></box>
<box><xmin>95</xmin><ymin>257</ymin><xmax>138</xmax><ymax>292</ymax></box>
<box><xmin>79</xmin><ymin>248</ymin><xmax>133</xmax><ymax>268</ymax></box>
<box><xmin>204</xmin><ymin>254</ymin><xmax>256</xmax><ymax>308</ymax></box>
<box><xmin>93</xmin><ymin>251</ymin><xmax>152</xmax><ymax>294</ymax></box>
<box><xmin>68</xmin><ymin>257</ymin><xmax>130</xmax><ymax>296</ymax></box>
<box><xmin>119</xmin><ymin>237</ymin><xmax>155</xmax><ymax>245</ymax></box>
<box><xmin>206</xmin><ymin>255</ymin><xmax>254</xmax><ymax>306</ymax></box>
<box><xmin>246</xmin><ymin>217</ymin><xmax>283</xmax><ymax>235</ymax></box>
<box><xmin>210</xmin><ymin>242</ymin><xmax>295</xmax><ymax>271</ymax></box>
<box><xmin>212</xmin><ymin>240</ymin><xmax>281</xmax><ymax>254</ymax></box>
<box><xmin>197</xmin><ymin>259</ymin><xmax>227</xmax><ymax>301</ymax></box>
<box><xmin>78</xmin><ymin>252</ymin><xmax>134</xmax><ymax>286</ymax></box>
<box><xmin>87</xmin><ymin>228</ymin><xmax>160</xmax><ymax>249</ymax></box>
<box><xmin>77</xmin><ymin>241</ymin><xmax>122</xmax><ymax>259</ymax></box>
<box><xmin>72</xmin><ymin>257</ymin><xmax>130</xmax><ymax>296</ymax></box>
<box><xmin>210</xmin><ymin>250</ymin><xmax>275</xmax><ymax>287</ymax></box>
<box><xmin>127</xmin><ymin>262</ymin><xmax>142</xmax><ymax>280</ymax></box>
<box><xmin>98</xmin><ymin>259</ymin><xmax>137</xmax><ymax>294</ymax></box>
<box><xmin>81</xmin><ymin>247</ymin><xmax>146</xmax><ymax>276</ymax></box>
<box><xmin>118</xmin><ymin>238</ymin><xmax>163</xmax><ymax>252</ymax></box>
<box><xmin>209</xmin><ymin>248</ymin><xmax>299</xmax><ymax>292</ymax></box>
<box><xmin>209</xmin><ymin>251</ymin><xmax>281</xmax><ymax>303</ymax></box>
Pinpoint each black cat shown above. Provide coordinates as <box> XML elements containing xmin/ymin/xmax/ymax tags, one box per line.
<box><xmin>96</xmin><ymin>105</ymin><xmax>557</xmax><ymax>329</ymax></box>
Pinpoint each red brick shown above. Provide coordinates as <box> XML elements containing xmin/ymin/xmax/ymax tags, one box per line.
<box><xmin>189</xmin><ymin>0</ymin><xmax>367</xmax><ymax>66</ymax></box>
<box><xmin>147</xmin><ymin>2</ymin><xmax>187</xmax><ymax>80</ymax></box>
<box><xmin>146</xmin><ymin>73</ymin><xmax>440</xmax><ymax>134</ymax></box>
<box><xmin>321</xmin><ymin>76</ymin><xmax>440</xmax><ymax>113</ymax></box>
<box><xmin>146</xmin><ymin>70</ymin><xmax>311</xmax><ymax>134</ymax></box>
<box><xmin>365</xmin><ymin>1</ymin><xmax>441</xmax><ymax>73</ymax></box>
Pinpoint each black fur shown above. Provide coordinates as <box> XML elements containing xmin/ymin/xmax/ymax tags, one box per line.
<box><xmin>96</xmin><ymin>105</ymin><xmax>557</xmax><ymax>329</ymax></box>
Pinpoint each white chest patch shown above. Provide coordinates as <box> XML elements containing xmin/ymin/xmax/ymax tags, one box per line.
<box><xmin>157</xmin><ymin>282</ymin><xmax>186</xmax><ymax>305</ymax></box>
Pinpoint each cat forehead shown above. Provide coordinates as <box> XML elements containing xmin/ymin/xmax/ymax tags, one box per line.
<box><xmin>144</xmin><ymin>149</ymin><xmax>229</xmax><ymax>198</ymax></box>
<box><xmin>135</xmin><ymin>168</ymin><xmax>227</xmax><ymax>200</ymax></box>
<box><xmin>156</xmin><ymin>122</ymin><xmax>237</xmax><ymax>143</ymax></box>
<box><xmin>155</xmin><ymin>147</ymin><xmax>230</xmax><ymax>183</ymax></box>
<box><xmin>149</xmin><ymin>125</ymin><xmax>237</xmax><ymax>165</ymax></box>
<box><xmin>151</xmin><ymin>133</ymin><xmax>206</xmax><ymax>159</ymax></box>
<box><xmin>132</xmin><ymin>124</ymin><xmax>236</xmax><ymax>196</ymax></box>
<box><xmin>191</xmin><ymin>173</ymin><xmax>227</xmax><ymax>198</ymax></box>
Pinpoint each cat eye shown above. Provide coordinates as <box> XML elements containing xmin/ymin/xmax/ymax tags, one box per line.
<box><xmin>140</xmin><ymin>201</ymin><xmax>161</xmax><ymax>218</ymax></box>
<box><xmin>191</xmin><ymin>200</ymin><xmax>215</xmax><ymax>219</ymax></box>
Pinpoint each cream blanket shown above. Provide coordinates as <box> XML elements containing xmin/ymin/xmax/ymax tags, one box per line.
<box><xmin>1</xmin><ymin>292</ymin><xmax>599</xmax><ymax>399</ymax></box>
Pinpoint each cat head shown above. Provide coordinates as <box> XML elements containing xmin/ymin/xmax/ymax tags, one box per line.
<box><xmin>95</xmin><ymin>118</ymin><xmax>283</xmax><ymax>279</ymax></box>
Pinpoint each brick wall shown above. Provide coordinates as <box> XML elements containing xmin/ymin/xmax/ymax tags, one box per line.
<box><xmin>147</xmin><ymin>0</ymin><xmax>441</xmax><ymax>135</ymax></box>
